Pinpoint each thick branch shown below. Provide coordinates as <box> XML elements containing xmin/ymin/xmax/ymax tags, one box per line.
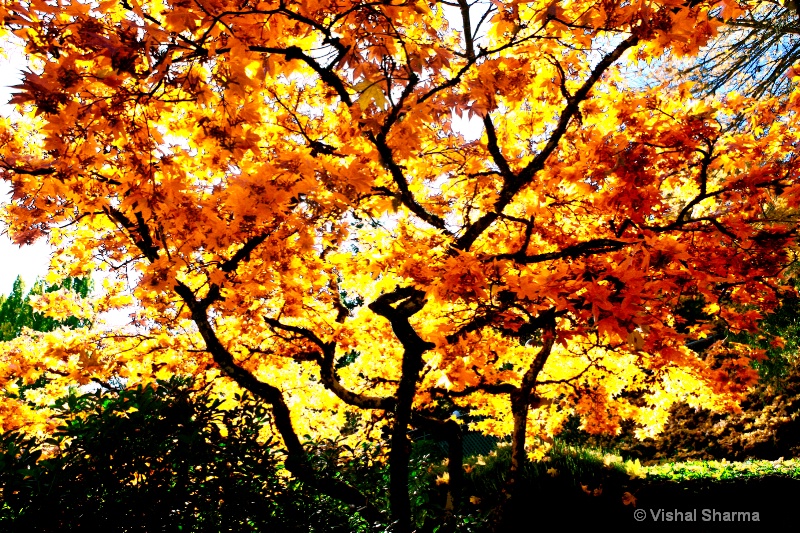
<box><xmin>379</xmin><ymin>71</ymin><xmax>419</xmax><ymax>139</ymax></box>
<box><xmin>244</xmin><ymin>45</ymin><xmax>353</xmax><ymax>106</ymax></box>
<box><xmin>432</xmin><ymin>382</ymin><xmax>517</xmax><ymax>397</ymax></box>
<box><xmin>490</xmin><ymin>237</ymin><xmax>629</xmax><ymax>264</ymax></box>
<box><xmin>456</xmin><ymin>0</ymin><xmax>476</xmax><ymax>60</ymax></box>
<box><xmin>103</xmin><ymin>206</ymin><xmax>159</xmax><ymax>262</ymax></box>
<box><xmin>0</xmin><ymin>165</ymin><xmax>56</xmax><ymax>176</ymax></box>
<box><xmin>507</xmin><ymin>313</ymin><xmax>556</xmax><ymax>490</ymax></box>
<box><xmin>368</xmin><ymin>288</ymin><xmax>437</xmax><ymax>357</ymax></box>
<box><xmin>368</xmin><ymin>132</ymin><xmax>450</xmax><ymax>232</ymax></box>
<box><xmin>483</xmin><ymin>114</ymin><xmax>514</xmax><ymax>181</ymax></box>
<box><xmin>220</xmin><ymin>232</ymin><xmax>271</xmax><ymax>273</ymax></box>
<box><xmin>262</xmin><ymin>316</ymin><xmax>396</xmax><ymax>410</ymax></box>
<box><xmin>517</xmin><ymin>310</ymin><xmax>557</xmax><ymax>398</ymax></box>
<box><xmin>674</xmin><ymin>148</ymin><xmax>715</xmax><ymax>225</ymax></box>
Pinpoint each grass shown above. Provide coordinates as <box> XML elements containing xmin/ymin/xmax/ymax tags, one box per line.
<box><xmin>425</xmin><ymin>435</ymin><xmax>790</xmax><ymax>524</ymax></box>
<box><xmin>436</xmin><ymin>437</ymin><xmax>800</xmax><ymax>530</ymax></box>
<box><xmin>516</xmin><ymin>437</ymin><xmax>800</xmax><ymax>483</ymax></box>
<box><xmin>642</xmin><ymin>457</ymin><xmax>800</xmax><ymax>481</ymax></box>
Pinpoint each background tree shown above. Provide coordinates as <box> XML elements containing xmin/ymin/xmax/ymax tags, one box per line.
<box><xmin>0</xmin><ymin>275</ymin><xmax>91</xmax><ymax>341</ymax></box>
<box><xmin>1</xmin><ymin>0</ymin><xmax>799</xmax><ymax>530</ymax></box>
<box><xmin>676</xmin><ymin>0</ymin><xmax>800</xmax><ymax>98</ymax></box>
<box><xmin>0</xmin><ymin>275</ymin><xmax>92</xmax><ymax>433</ymax></box>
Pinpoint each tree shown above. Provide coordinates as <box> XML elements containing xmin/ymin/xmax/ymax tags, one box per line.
<box><xmin>0</xmin><ymin>275</ymin><xmax>91</xmax><ymax>341</ymax></box>
<box><xmin>1</xmin><ymin>0</ymin><xmax>799</xmax><ymax>529</ymax></box>
<box><xmin>0</xmin><ymin>274</ymin><xmax>92</xmax><ymax>434</ymax></box>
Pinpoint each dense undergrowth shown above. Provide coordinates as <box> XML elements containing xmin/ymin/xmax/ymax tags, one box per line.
<box><xmin>2</xmin><ymin>376</ymin><xmax>799</xmax><ymax>532</ymax></box>
<box><xmin>0</xmin><ymin>378</ymin><xmax>375</xmax><ymax>532</ymax></box>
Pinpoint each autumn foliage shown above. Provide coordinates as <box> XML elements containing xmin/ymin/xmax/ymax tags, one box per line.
<box><xmin>1</xmin><ymin>0</ymin><xmax>799</xmax><ymax>529</ymax></box>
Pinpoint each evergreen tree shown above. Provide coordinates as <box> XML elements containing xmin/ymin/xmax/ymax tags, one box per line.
<box><xmin>0</xmin><ymin>276</ymin><xmax>91</xmax><ymax>341</ymax></box>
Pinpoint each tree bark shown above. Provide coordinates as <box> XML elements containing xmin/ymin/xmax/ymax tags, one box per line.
<box><xmin>369</xmin><ymin>287</ymin><xmax>436</xmax><ymax>533</ymax></box>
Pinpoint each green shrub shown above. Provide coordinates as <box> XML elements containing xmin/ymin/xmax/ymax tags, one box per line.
<box><xmin>0</xmin><ymin>377</ymin><xmax>371</xmax><ymax>532</ymax></box>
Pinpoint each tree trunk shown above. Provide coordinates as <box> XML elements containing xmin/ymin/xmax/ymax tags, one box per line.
<box><xmin>388</xmin><ymin>351</ymin><xmax>423</xmax><ymax>532</ymax></box>
<box><xmin>498</xmin><ymin>322</ymin><xmax>556</xmax><ymax>530</ymax></box>
<box><xmin>368</xmin><ymin>287</ymin><xmax>436</xmax><ymax>532</ymax></box>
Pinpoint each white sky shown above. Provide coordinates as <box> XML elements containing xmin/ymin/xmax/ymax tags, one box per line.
<box><xmin>0</xmin><ymin>39</ymin><xmax>53</xmax><ymax>296</ymax></box>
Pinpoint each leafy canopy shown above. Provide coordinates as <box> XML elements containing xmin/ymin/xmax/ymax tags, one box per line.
<box><xmin>1</xmin><ymin>0</ymin><xmax>799</xmax><ymax>529</ymax></box>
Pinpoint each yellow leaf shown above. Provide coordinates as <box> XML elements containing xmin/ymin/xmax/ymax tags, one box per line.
<box><xmin>244</xmin><ymin>60</ymin><xmax>262</xmax><ymax>80</ymax></box>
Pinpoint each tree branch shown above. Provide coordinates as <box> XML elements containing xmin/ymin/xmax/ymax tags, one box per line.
<box><xmin>489</xmin><ymin>237</ymin><xmax>629</xmax><ymax>264</ymax></box>
<box><xmin>454</xmin><ymin>34</ymin><xmax>640</xmax><ymax>251</ymax></box>
<box><xmin>173</xmin><ymin>281</ymin><xmax>385</xmax><ymax>524</ymax></box>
